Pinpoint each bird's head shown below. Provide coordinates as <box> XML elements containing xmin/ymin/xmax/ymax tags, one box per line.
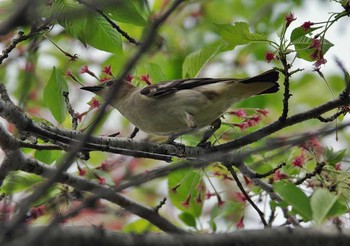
<box><xmin>81</xmin><ymin>79</ymin><xmax>136</xmax><ymax>100</ymax></box>
<box><xmin>80</xmin><ymin>80</ymin><xmax>114</xmax><ymax>96</ymax></box>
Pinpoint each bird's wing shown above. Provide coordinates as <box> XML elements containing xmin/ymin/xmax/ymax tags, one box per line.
<box><xmin>139</xmin><ymin>69</ymin><xmax>279</xmax><ymax>98</ymax></box>
<box><xmin>139</xmin><ymin>78</ymin><xmax>234</xmax><ymax>98</ymax></box>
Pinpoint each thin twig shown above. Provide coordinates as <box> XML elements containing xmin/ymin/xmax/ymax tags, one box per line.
<box><xmin>0</xmin><ymin>23</ymin><xmax>50</xmax><ymax>65</ymax></box>
<box><xmin>255</xmin><ymin>162</ymin><xmax>286</xmax><ymax>178</ymax></box>
<box><xmin>19</xmin><ymin>142</ymin><xmax>63</xmax><ymax>151</ymax></box>
<box><xmin>153</xmin><ymin>198</ymin><xmax>167</xmax><ymax>213</ymax></box>
<box><xmin>317</xmin><ymin>111</ymin><xmax>345</xmax><ymax>123</ymax></box>
<box><xmin>225</xmin><ymin>163</ymin><xmax>268</xmax><ymax>227</ymax></box>
<box><xmin>279</xmin><ymin>56</ymin><xmax>292</xmax><ymax>121</ymax></box>
<box><xmin>63</xmin><ymin>92</ymin><xmax>79</xmax><ymax>130</ymax></box>
<box><xmin>295</xmin><ymin>161</ymin><xmax>325</xmax><ymax>185</ymax></box>
<box><xmin>129</xmin><ymin>127</ymin><xmax>139</xmax><ymax>139</ymax></box>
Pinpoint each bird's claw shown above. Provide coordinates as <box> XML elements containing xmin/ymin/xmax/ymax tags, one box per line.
<box><xmin>197</xmin><ymin>141</ymin><xmax>212</xmax><ymax>148</ymax></box>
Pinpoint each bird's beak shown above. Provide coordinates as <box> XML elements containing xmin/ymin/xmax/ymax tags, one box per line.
<box><xmin>80</xmin><ymin>86</ymin><xmax>104</xmax><ymax>92</ymax></box>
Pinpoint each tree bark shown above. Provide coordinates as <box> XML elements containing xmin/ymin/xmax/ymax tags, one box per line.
<box><xmin>3</xmin><ymin>226</ymin><xmax>350</xmax><ymax>246</ymax></box>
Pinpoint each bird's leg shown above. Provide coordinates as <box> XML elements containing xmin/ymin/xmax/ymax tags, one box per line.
<box><xmin>129</xmin><ymin>127</ymin><xmax>139</xmax><ymax>139</ymax></box>
<box><xmin>165</xmin><ymin>133</ymin><xmax>181</xmax><ymax>144</ymax></box>
<box><xmin>165</xmin><ymin>112</ymin><xmax>197</xmax><ymax>145</ymax></box>
<box><xmin>197</xmin><ymin>118</ymin><xmax>221</xmax><ymax>147</ymax></box>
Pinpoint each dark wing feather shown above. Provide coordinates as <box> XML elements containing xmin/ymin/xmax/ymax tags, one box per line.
<box><xmin>139</xmin><ymin>69</ymin><xmax>279</xmax><ymax>98</ymax></box>
<box><xmin>139</xmin><ymin>78</ymin><xmax>234</xmax><ymax>98</ymax></box>
<box><xmin>239</xmin><ymin>69</ymin><xmax>279</xmax><ymax>95</ymax></box>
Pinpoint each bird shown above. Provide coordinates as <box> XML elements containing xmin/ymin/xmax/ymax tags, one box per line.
<box><xmin>81</xmin><ymin>69</ymin><xmax>279</xmax><ymax>146</ymax></box>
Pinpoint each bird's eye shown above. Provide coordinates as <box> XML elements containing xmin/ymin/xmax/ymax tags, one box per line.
<box><xmin>106</xmin><ymin>81</ymin><xmax>114</xmax><ymax>87</ymax></box>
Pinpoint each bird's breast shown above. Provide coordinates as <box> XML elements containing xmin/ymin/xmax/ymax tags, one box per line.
<box><xmin>115</xmin><ymin>89</ymin><xmax>233</xmax><ymax>136</ymax></box>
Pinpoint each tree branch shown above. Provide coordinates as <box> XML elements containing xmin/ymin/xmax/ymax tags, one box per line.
<box><xmin>0</xmin><ymin>125</ymin><xmax>186</xmax><ymax>236</ymax></box>
<box><xmin>3</xmin><ymin>226</ymin><xmax>350</xmax><ymax>246</ymax></box>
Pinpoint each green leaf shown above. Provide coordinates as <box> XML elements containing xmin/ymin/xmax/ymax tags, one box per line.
<box><xmin>123</xmin><ymin>219</ymin><xmax>158</xmax><ymax>233</ymax></box>
<box><xmin>178</xmin><ymin>212</ymin><xmax>197</xmax><ymax>228</ymax></box>
<box><xmin>215</xmin><ymin>22</ymin><xmax>268</xmax><ymax>47</ymax></box>
<box><xmin>145</xmin><ymin>63</ymin><xmax>167</xmax><ymax>82</ymax></box>
<box><xmin>327</xmin><ymin>198</ymin><xmax>348</xmax><ymax>218</ymax></box>
<box><xmin>324</xmin><ymin>147</ymin><xmax>346</xmax><ymax>165</ymax></box>
<box><xmin>311</xmin><ymin>188</ymin><xmax>338</xmax><ymax>224</ymax></box>
<box><xmin>52</xmin><ymin>0</ymin><xmax>87</xmax><ymax>43</ymax></box>
<box><xmin>209</xmin><ymin>220</ymin><xmax>217</xmax><ymax>232</ymax></box>
<box><xmin>273</xmin><ymin>181</ymin><xmax>312</xmax><ymax>221</ymax></box>
<box><xmin>34</xmin><ymin>150</ymin><xmax>62</xmax><ymax>165</ymax></box>
<box><xmin>292</xmin><ymin>36</ymin><xmax>333</xmax><ymax>61</ymax></box>
<box><xmin>182</xmin><ymin>42</ymin><xmax>223</xmax><ymax>78</ymax></box>
<box><xmin>32</xmin><ymin>185</ymin><xmax>62</xmax><ymax>207</ymax></box>
<box><xmin>168</xmin><ymin>167</ymin><xmax>205</xmax><ymax>217</ymax></box>
<box><xmin>290</xmin><ymin>26</ymin><xmax>322</xmax><ymax>42</ymax></box>
<box><xmin>106</xmin><ymin>1</ymin><xmax>147</xmax><ymax>26</ymax></box>
<box><xmin>53</xmin><ymin>0</ymin><xmax>122</xmax><ymax>54</ymax></box>
<box><xmin>84</xmin><ymin>13</ymin><xmax>122</xmax><ymax>54</ymax></box>
<box><xmin>44</xmin><ymin>67</ymin><xmax>68</xmax><ymax>123</ymax></box>
<box><xmin>1</xmin><ymin>171</ymin><xmax>43</xmax><ymax>194</ymax></box>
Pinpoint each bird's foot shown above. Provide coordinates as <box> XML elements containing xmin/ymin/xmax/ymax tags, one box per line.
<box><xmin>164</xmin><ymin>139</ymin><xmax>185</xmax><ymax>147</ymax></box>
<box><xmin>196</xmin><ymin>141</ymin><xmax>212</xmax><ymax>148</ymax></box>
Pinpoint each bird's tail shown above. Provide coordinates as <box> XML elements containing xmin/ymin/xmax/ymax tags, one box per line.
<box><xmin>240</xmin><ymin>69</ymin><xmax>279</xmax><ymax>94</ymax></box>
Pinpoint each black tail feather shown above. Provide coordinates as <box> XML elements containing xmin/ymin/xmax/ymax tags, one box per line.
<box><xmin>241</xmin><ymin>69</ymin><xmax>279</xmax><ymax>95</ymax></box>
<box><xmin>258</xmin><ymin>83</ymin><xmax>279</xmax><ymax>94</ymax></box>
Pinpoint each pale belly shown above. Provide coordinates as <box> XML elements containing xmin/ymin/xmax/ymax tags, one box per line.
<box><xmin>117</xmin><ymin>89</ymin><xmax>233</xmax><ymax>136</ymax></box>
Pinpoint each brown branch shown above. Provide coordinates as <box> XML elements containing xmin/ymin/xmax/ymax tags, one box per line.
<box><xmin>19</xmin><ymin>142</ymin><xmax>63</xmax><ymax>151</ymax></box>
<box><xmin>0</xmin><ymin>126</ymin><xmax>186</xmax><ymax>236</ymax></box>
<box><xmin>317</xmin><ymin>111</ymin><xmax>344</xmax><ymax>122</ymax></box>
<box><xmin>63</xmin><ymin>92</ymin><xmax>79</xmax><ymax>130</ymax></box>
<box><xmin>3</xmin><ymin>227</ymin><xmax>350</xmax><ymax>246</ymax></box>
<box><xmin>1</xmin><ymin>81</ymin><xmax>349</xmax><ymax>160</ymax></box>
<box><xmin>295</xmin><ymin>161</ymin><xmax>326</xmax><ymax>185</ymax></box>
<box><xmin>214</xmin><ymin>95</ymin><xmax>350</xmax><ymax>152</ymax></box>
<box><xmin>0</xmin><ymin>24</ymin><xmax>50</xmax><ymax>65</ymax></box>
<box><xmin>153</xmin><ymin>198</ymin><xmax>167</xmax><ymax>213</ymax></box>
<box><xmin>278</xmin><ymin>56</ymin><xmax>292</xmax><ymax>121</ymax></box>
<box><xmin>0</xmin><ymin>0</ymin><xmax>33</xmax><ymax>36</ymax></box>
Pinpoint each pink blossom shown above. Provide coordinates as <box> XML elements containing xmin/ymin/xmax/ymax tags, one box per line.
<box><xmin>285</xmin><ymin>12</ymin><xmax>296</xmax><ymax>27</ymax></box>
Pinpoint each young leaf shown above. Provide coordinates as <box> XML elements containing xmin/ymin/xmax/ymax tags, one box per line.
<box><xmin>123</xmin><ymin>219</ymin><xmax>158</xmax><ymax>233</ymax></box>
<box><xmin>324</xmin><ymin>147</ymin><xmax>346</xmax><ymax>165</ymax></box>
<box><xmin>292</xmin><ymin>36</ymin><xmax>333</xmax><ymax>61</ymax></box>
<box><xmin>290</xmin><ymin>26</ymin><xmax>322</xmax><ymax>42</ymax></box>
<box><xmin>34</xmin><ymin>150</ymin><xmax>62</xmax><ymax>165</ymax></box>
<box><xmin>53</xmin><ymin>0</ymin><xmax>122</xmax><ymax>54</ymax></box>
<box><xmin>145</xmin><ymin>63</ymin><xmax>167</xmax><ymax>82</ymax></box>
<box><xmin>273</xmin><ymin>181</ymin><xmax>312</xmax><ymax>221</ymax></box>
<box><xmin>52</xmin><ymin>0</ymin><xmax>87</xmax><ymax>43</ymax></box>
<box><xmin>215</xmin><ymin>22</ymin><xmax>268</xmax><ymax>47</ymax></box>
<box><xmin>182</xmin><ymin>42</ymin><xmax>224</xmax><ymax>78</ymax></box>
<box><xmin>32</xmin><ymin>185</ymin><xmax>62</xmax><ymax>207</ymax></box>
<box><xmin>209</xmin><ymin>220</ymin><xmax>217</xmax><ymax>232</ymax></box>
<box><xmin>44</xmin><ymin>67</ymin><xmax>68</xmax><ymax>123</ymax></box>
<box><xmin>178</xmin><ymin>212</ymin><xmax>197</xmax><ymax>228</ymax></box>
<box><xmin>310</xmin><ymin>188</ymin><xmax>338</xmax><ymax>225</ymax></box>
<box><xmin>106</xmin><ymin>1</ymin><xmax>147</xmax><ymax>26</ymax></box>
<box><xmin>84</xmin><ymin>13</ymin><xmax>122</xmax><ymax>55</ymax></box>
<box><xmin>327</xmin><ymin>198</ymin><xmax>348</xmax><ymax>218</ymax></box>
<box><xmin>1</xmin><ymin>171</ymin><xmax>43</xmax><ymax>194</ymax></box>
